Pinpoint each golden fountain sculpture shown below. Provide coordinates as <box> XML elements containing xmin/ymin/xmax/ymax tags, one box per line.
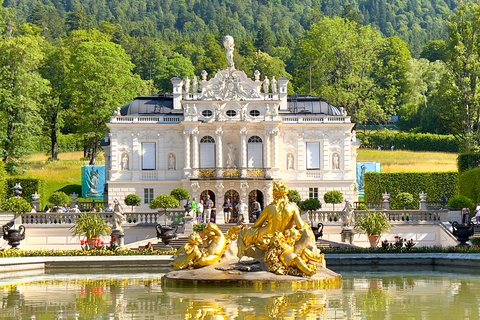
<box><xmin>173</xmin><ymin>182</ymin><xmax>325</xmax><ymax>277</ymax></box>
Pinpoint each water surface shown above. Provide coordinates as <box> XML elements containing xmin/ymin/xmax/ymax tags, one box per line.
<box><xmin>0</xmin><ymin>266</ymin><xmax>478</xmax><ymax>319</ymax></box>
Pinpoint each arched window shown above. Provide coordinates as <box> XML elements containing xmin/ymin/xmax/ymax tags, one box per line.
<box><xmin>200</xmin><ymin>136</ymin><xmax>215</xmax><ymax>168</ymax></box>
<box><xmin>247</xmin><ymin>136</ymin><xmax>263</xmax><ymax>168</ymax></box>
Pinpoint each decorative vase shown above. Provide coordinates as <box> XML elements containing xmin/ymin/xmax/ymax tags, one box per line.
<box><xmin>452</xmin><ymin>221</ymin><xmax>474</xmax><ymax>246</ymax></box>
<box><xmin>87</xmin><ymin>238</ymin><xmax>97</xmax><ymax>250</ymax></box>
<box><xmin>310</xmin><ymin>223</ymin><xmax>324</xmax><ymax>241</ymax></box>
<box><xmin>2</xmin><ymin>225</ymin><xmax>26</xmax><ymax>249</ymax></box>
<box><xmin>155</xmin><ymin>224</ymin><xmax>178</xmax><ymax>246</ymax></box>
<box><xmin>368</xmin><ymin>235</ymin><xmax>381</xmax><ymax>248</ymax></box>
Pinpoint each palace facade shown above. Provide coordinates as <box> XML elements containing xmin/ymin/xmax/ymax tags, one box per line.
<box><xmin>103</xmin><ymin>37</ymin><xmax>358</xmax><ymax>223</ymax></box>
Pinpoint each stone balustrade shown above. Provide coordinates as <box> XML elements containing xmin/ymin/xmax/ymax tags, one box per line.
<box><xmin>110</xmin><ymin>116</ymin><xmax>183</xmax><ymax>123</ymax></box>
<box><xmin>21</xmin><ymin>210</ymin><xmax>186</xmax><ymax>226</ymax></box>
<box><xmin>281</xmin><ymin>115</ymin><xmax>350</xmax><ymax>123</ymax></box>
<box><xmin>306</xmin><ymin>209</ymin><xmax>449</xmax><ymax>224</ymax></box>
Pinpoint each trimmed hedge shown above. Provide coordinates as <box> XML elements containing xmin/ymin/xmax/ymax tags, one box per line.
<box><xmin>357</xmin><ymin>131</ymin><xmax>459</xmax><ymax>152</ymax></box>
<box><xmin>32</xmin><ymin>133</ymin><xmax>84</xmax><ymax>153</ymax></box>
<box><xmin>0</xmin><ymin>161</ymin><xmax>6</xmax><ymax>206</ymax></box>
<box><xmin>5</xmin><ymin>178</ymin><xmax>45</xmax><ymax>208</ymax></box>
<box><xmin>364</xmin><ymin>172</ymin><xmax>458</xmax><ymax>204</ymax></box>
<box><xmin>458</xmin><ymin>167</ymin><xmax>480</xmax><ymax>204</ymax></box>
<box><xmin>458</xmin><ymin>153</ymin><xmax>480</xmax><ymax>173</ymax></box>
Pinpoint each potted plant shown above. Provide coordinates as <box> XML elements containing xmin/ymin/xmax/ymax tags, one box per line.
<box><xmin>299</xmin><ymin>198</ymin><xmax>322</xmax><ymax>222</ymax></box>
<box><xmin>150</xmin><ymin>194</ymin><xmax>180</xmax><ymax>247</ymax></box>
<box><xmin>324</xmin><ymin>191</ymin><xmax>344</xmax><ymax>210</ymax></box>
<box><xmin>71</xmin><ymin>213</ymin><xmax>111</xmax><ymax>249</ymax></box>
<box><xmin>1</xmin><ymin>196</ymin><xmax>31</xmax><ymax>248</ymax></box>
<box><xmin>354</xmin><ymin>211</ymin><xmax>392</xmax><ymax>248</ymax></box>
<box><xmin>288</xmin><ymin>189</ymin><xmax>301</xmax><ymax>204</ymax></box>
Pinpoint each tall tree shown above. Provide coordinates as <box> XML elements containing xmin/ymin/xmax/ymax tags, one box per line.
<box><xmin>0</xmin><ymin>33</ymin><xmax>50</xmax><ymax>173</ymax></box>
<box><xmin>66</xmin><ymin>37</ymin><xmax>148</xmax><ymax>164</ymax></box>
<box><xmin>296</xmin><ymin>17</ymin><xmax>393</xmax><ymax>125</ymax></box>
<box><xmin>439</xmin><ymin>1</ymin><xmax>480</xmax><ymax>151</ymax></box>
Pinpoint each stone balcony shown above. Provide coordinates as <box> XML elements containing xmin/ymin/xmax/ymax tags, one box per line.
<box><xmin>193</xmin><ymin>167</ymin><xmax>271</xmax><ymax>180</ymax></box>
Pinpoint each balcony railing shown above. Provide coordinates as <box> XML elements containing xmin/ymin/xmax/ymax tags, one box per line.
<box><xmin>21</xmin><ymin>210</ymin><xmax>186</xmax><ymax>226</ymax></box>
<box><xmin>282</xmin><ymin>115</ymin><xmax>350</xmax><ymax>123</ymax></box>
<box><xmin>196</xmin><ymin>168</ymin><xmax>269</xmax><ymax>179</ymax></box>
<box><xmin>306</xmin><ymin>209</ymin><xmax>448</xmax><ymax>224</ymax></box>
<box><xmin>110</xmin><ymin>116</ymin><xmax>183</xmax><ymax>123</ymax></box>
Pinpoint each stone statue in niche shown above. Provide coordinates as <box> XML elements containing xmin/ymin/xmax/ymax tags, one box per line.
<box><xmin>121</xmin><ymin>154</ymin><xmax>129</xmax><ymax>170</ymax></box>
<box><xmin>223</xmin><ymin>35</ymin><xmax>235</xmax><ymax>70</ymax></box>
<box><xmin>168</xmin><ymin>154</ymin><xmax>176</xmax><ymax>170</ymax></box>
<box><xmin>263</xmin><ymin>76</ymin><xmax>270</xmax><ymax>93</ymax></box>
<box><xmin>226</xmin><ymin>143</ymin><xmax>236</xmax><ymax>168</ymax></box>
<box><xmin>287</xmin><ymin>154</ymin><xmax>294</xmax><ymax>170</ymax></box>
<box><xmin>332</xmin><ymin>153</ymin><xmax>340</xmax><ymax>170</ymax></box>
<box><xmin>271</xmin><ymin>76</ymin><xmax>277</xmax><ymax>93</ymax></box>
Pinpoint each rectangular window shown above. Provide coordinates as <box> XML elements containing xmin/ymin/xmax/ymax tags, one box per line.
<box><xmin>144</xmin><ymin>188</ymin><xmax>154</xmax><ymax>204</ymax></box>
<box><xmin>142</xmin><ymin>142</ymin><xmax>156</xmax><ymax>170</ymax></box>
<box><xmin>306</xmin><ymin>142</ymin><xmax>320</xmax><ymax>170</ymax></box>
<box><xmin>247</xmin><ymin>143</ymin><xmax>263</xmax><ymax>168</ymax></box>
<box><xmin>200</xmin><ymin>143</ymin><xmax>215</xmax><ymax>168</ymax></box>
<box><xmin>309</xmin><ymin>187</ymin><xmax>318</xmax><ymax>199</ymax></box>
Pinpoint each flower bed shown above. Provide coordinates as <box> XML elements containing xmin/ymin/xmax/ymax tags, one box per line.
<box><xmin>0</xmin><ymin>248</ymin><xmax>177</xmax><ymax>258</ymax></box>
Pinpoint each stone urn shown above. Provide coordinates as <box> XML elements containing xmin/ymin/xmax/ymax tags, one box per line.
<box><xmin>310</xmin><ymin>223</ymin><xmax>324</xmax><ymax>241</ymax></box>
<box><xmin>3</xmin><ymin>225</ymin><xmax>26</xmax><ymax>249</ymax></box>
<box><xmin>155</xmin><ymin>224</ymin><xmax>178</xmax><ymax>246</ymax></box>
<box><xmin>452</xmin><ymin>221</ymin><xmax>474</xmax><ymax>246</ymax></box>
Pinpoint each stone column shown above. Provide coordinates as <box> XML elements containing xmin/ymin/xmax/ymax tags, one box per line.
<box><xmin>216</xmin><ymin>127</ymin><xmax>223</xmax><ymax>178</ymax></box>
<box><xmin>272</xmin><ymin>129</ymin><xmax>279</xmax><ymax>168</ymax></box>
<box><xmin>419</xmin><ymin>192</ymin><xmax>427</xmax><ymax>210</ymax></box>
<box><xmin>192</xmin><ymin>130</ymin><xmax>199</xmax><ymax>177</ymax></box>
<box><xmin>240</xmin><ymin>127</ymin><xmax>247</xmax><ymax>176</ymax></box>
<box><xmin>183</xmin><ymin>131</ymin><xmax>191</xmax><ymax>169</ymax></box>
<box><xmin>215</xmin><ymin>182</ymin><xmax>225</xmax><ymax>224</ymax></box>
<box><xmin>265</xmin><ymin>132</ymin><xmax>271</xmax><ymax>168</ymax></box>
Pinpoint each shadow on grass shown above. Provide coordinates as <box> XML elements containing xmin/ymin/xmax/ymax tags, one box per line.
<box><xmin>58</xmin><ymin>184</ymin><xmax>81</xmax><ymax>196</ymax></box>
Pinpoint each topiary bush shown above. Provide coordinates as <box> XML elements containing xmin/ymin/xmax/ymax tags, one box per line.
<box><xmin>2</xmin><ymin>197</ymin><xmax>32</xmax><ymax>215</ymax></box>
<box><xmin>298</xmin><ymin>198</ymin><xmax>322</xmax><ymax>212</ymax></box>
<box><xmin>448</xmin><ymin>195</ymin><xmax>475</xmax><ymax>212</ymax></box>
<box><xmin>364</xmin><ymin>172</ymin><xmax>457</xmax><ymax>205</ymax></box>
<box><xmin>288</xmin><ymin>189</ymin><xmax>301</xmax><ymax>204</ymax></box>
<box><xmin>323</xmin><ymin>191</ymin><xmax>344</xmax><ymax>210</ymax></box>
<box><xmin>458</xmin><ymin>168</ymin><xmax>480</xmax><ymax>204</ymax></box>
<box><xmin>170</xmin><ymin>188</ymin><xmax>190</xmax><ymax>201</ymax></box>
<box><xmin>49</xmin><ymin>191</ymin><xmax>72</xmax><ymax>207</ymax></box>
<box><xmin>124</xmin><ymin>194</ymin><xmax>142</xmax><ymax>211</ymax></box>
<box><xmin>391</xmin><ymin>192</ymin><xmax>416</xmax><ymax>210</ymax></box>
<box><xmin>150</xmin><ymin>195</ymin><xmax>180</xmax><ymax>211</ymax></box>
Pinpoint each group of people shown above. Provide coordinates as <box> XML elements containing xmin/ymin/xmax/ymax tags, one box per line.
<box><xmin>189</xmin><ymin>196</ymin><xmax>262</xmax><ymax>224</ymax></box>
<box><xmin>462</xmin><ymin>203</ymin><xmax>480</xmax><ymax>225</ymax></box>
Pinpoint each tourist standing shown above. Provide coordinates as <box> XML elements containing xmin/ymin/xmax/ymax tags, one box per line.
<box><xmin>252</xmin><ymin>200</ymin><xmax>261</xmax><ymax>222</ymax></box>
<box><xmin>223</xmin><ymin>199</ymin><xmax>233</xmax><ymax>223</ymax></box>
<box><xmin>192</xmin><ymin>197</ymin><xmax>198</xmax><ymax>220</ymax></box>
<box><xmin>236</xmin><ymin>199</ymin><xmax>248</xmax><ymax>222</ymax></box>
<box><xmin>462</xmin><ymin>207</ymin><xmax>470</xmax><ymax>224</ymax></box>
<box><xmin>197</xmin><ymin>200</ymin><xmax>204</xmax><ymax>223</ymax></box>
<box><xmin>475</xmin><ymin>203</ymin><xmax>480</xmax><ymax>225</ymax></box>
<box><xmin>205</xmin><ymin>195</ymin><xmax>214</xmax><ymax>222</ymax></box>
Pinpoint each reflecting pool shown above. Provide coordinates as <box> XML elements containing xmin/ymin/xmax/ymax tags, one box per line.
<box><xmin>1</xmin><ymin>266</ymin><xmax>479</xmax><ymax>319</ymax></box>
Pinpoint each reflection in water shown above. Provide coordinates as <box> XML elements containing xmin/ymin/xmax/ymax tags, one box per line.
<box><xmin>1</xmin><ymin>267</ymin><xmax>480</xmax><ymax>319</ymax></box>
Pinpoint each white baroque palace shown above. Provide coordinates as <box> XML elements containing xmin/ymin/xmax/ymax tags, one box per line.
<box><xmin>104</xmin><ymin>36</ymin><xmax>359</xmax><ymax>223</ymax></box>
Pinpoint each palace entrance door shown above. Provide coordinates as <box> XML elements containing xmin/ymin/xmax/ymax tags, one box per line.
<box><xmin>224</xmin><ymin>189</ymin><xmax>239</xmax><ymax>222</ymax></box>
<box><xmin>248</xmin><ymin>190</ymin><xmax>264</xmax><ymax>222</ymax></box>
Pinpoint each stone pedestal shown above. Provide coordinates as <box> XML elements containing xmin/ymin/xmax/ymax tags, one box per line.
<box><xmin>183</xmin><ymin>214</ymin><xmax>194</xmax><ymax>236</ymax></box>
<box><xmin>341</xmin><ymin>227</ymin><xmax>354</xmax><ymax>244</ymax></box>
<box><xmin>111</xmin><ymin>229</ymin><xmax>125</xmax><ymax>247</ymax></box>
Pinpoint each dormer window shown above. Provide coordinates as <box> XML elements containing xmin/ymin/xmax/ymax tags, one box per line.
<box><xmin>250</xmin><ymin>110</ymin><xmax>260</xmax><ymax>117</ymax></box>
<box><xmin>202</xmin><ymin>110</ymin><xmax>213</xmax><ymax>117</ymax></box>
<box><xmin>226</xmin><ymin>110</ymin><xmax>237</xmax><ymax>117</ymax></box>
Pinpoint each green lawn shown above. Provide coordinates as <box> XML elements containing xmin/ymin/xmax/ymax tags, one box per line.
<box><xmin>21</xmin><ymin>152</ymin><xmax>104</xmax><ymax>208</ymax></box>
<box><xmin>357</xmin><ymin>149</ymin><xmax>458</xmax><ymax>172</ymax></box>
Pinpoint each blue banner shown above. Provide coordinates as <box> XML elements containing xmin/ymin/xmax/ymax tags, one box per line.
<box><xmin>357</xmin><ymin>162</ymin><xmax>381</xmax><ymax>196</ymax></box>
<box><xmin>82</xmin><ymin>165</ymin><xmax>106</xmax><ymax>200</ymax></box>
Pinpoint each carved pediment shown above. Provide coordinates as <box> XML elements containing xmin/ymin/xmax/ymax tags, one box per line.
<box><xmin>199</xmin><ymin>70</ymin><xmax>261</xmax><ymax>101</ymax></box>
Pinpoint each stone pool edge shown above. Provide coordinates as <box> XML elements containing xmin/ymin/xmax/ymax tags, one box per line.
<box><xmin>1</xmin><ymin>253</ymin><xmax>480</xmax><ymax>274</ymax></box>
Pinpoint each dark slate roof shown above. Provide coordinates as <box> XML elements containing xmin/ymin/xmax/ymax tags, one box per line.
<box><xmin>120</xmin><ymin>94</ymin><xmax>341</xmax><ymax>116</ymax></box>
<box><xmin>121</xmin><ymin>94</ymin><xmax>174</xmax><ymax>116</ymax></box>
<box><xmin>287</xmin><ymin>95</ymin><xmax>342</xmax><ymax>116</ymax></box>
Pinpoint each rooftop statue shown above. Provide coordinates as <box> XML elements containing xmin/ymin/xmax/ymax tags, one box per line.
<box><xmin>223</xmin><ymin>35</ymin><xmax>235</xmax><ymax>70</ymax></box>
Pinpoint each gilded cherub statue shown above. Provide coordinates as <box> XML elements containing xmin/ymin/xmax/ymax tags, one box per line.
<box><xmin>173</xmin><ymin>223</ymin><xmax>227</xmax><ymax>269</ymax></box>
